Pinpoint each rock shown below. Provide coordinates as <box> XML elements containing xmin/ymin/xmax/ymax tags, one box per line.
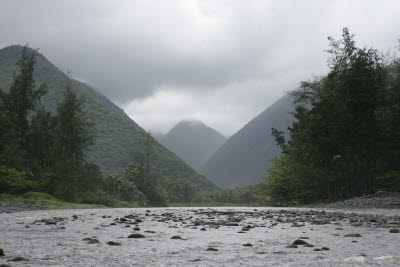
<box><xmin>293</xmin><ymin>239</ymin><xmax>308</xmax><ymax>245</ymax></box>
<box><xmin>242</xmin><ymin>243</ymin><xmax>253</xmax><ymax>247</ymax></box>
<box><xmin>0</xmin><ymin>264</ymin><xmax>11</xmax><ymax>267</ymax></box>
<box><xmin>0</xmin><ymin>248</ymin><xmax>4</xmax><ymax>256</ymax></box>
<box><xmin>344</xmin><ymin>233</ymin><xmax>362</xmax><ymax>237</ymax></box>
<box><xmin>145</xmin><ymin>230</ymin><xmax>156</xmax><ymax>233</ymax></box>
<box><xmin>313</xmin><ymin>248</ymin><xmax>322</xmax><ymax>251</ymax></box>
<box><xmin>128</xmin><ymin>234</ymin><xmax>146</xmax><ymax>238</ymax></box>
<box><xmin>321</xmin><ymin>247</ymin><xmax>330</xmax><ymax>250</ymax></box>
<box><xmin>304</xmin><ymin>244</ymin><xmax>314</xmax><ymax>247</ymax></box>
<box><xmin>344</xmin><ymin>256</ymin><xmax>366</xmax><ymax>264</ymax></box>
<box><xmin>107</xmin><ymin>241</ymin><xmax>122</xmax><ymax>246</ymax></box>
<box><xmin>389</xmin><ymin>228</ymin><xmax>399</xmax><ymax>233</ymax></box>
<box><xmin>206</xmin><ymin>248</ymin><xmax>218</xmax><ymax>251</ymax></box>
<box><xmin>88</xmin><ymin>239</ymin><xmax>100</xmax><ymax>244</ymax></box>
<box><xmin>286</xmin><ymin>244</ymin><xmax>298</xmax><ymax>248</ymax></box>
<box><xmin>133</xmin><ymin>227</ymin><xmax>140</xmax><ymax>231</ymax></box>
<box><xmin>9</xmin><ymin>256</ymin><xmax>29</xmax><ymax>261</ymax></box>
<box><xmin>171</xmin><ymin>235</ymin><xmax>182</xmax><ymax>239</ymax></box>
<box><xmin>374</xmin><ymin>256</ymin><xmax>395</xmax><ymax>261</ymax></box>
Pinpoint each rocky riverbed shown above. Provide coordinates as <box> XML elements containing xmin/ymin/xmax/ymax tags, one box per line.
<box><xmin>0</xmin><ymin>207</ymin><xmax>399</xmax><ymax>266</ymax></box>
<box><xmin>0</xmin><ymin>202</ymin><xmax>37</xmax><ymax>213</ymax></box>
<box><xmin>326</xmin><ymin>192</ymin><xmax>400</xmax><ymax>209</ymax></box>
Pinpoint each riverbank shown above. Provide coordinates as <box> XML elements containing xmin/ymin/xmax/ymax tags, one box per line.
<box><xmin>0</xmin><ymin>192</ymin><xmax>125</xmax><ymax>213</ymax></box>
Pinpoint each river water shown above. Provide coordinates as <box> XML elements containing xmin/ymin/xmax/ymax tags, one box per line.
<box><xmin>0</xmin><ymin>207</ymin><xmax>399</xmax><ymax>266</ymax></box>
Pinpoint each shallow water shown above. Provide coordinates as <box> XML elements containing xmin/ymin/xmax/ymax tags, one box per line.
<box><xmin>0</xmin><ymin>207</ymin><xmax>399</xmax><ymax>266</ymax></box>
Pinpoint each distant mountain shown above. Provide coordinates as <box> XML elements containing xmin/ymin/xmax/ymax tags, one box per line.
<box><xmin>202</xmin><ymin>95</ymin><xmax>294</xmax><ymax>188</ymax></box>
<box><xmin>159</xmin><ymin>120</ymin><xmax>227</xmax><ymax>172</ymax></box>
<box><xmin>0</xmin><ymin>45</ymin><xmax>215</xmax><ymax>190</ymax></box>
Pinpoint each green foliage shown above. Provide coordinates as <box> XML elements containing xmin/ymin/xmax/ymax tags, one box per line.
<box><xmin>0</xmin><ymin>111</ymin><xmax>25</xmax><ymax>168</ymax></box>
<box><xmin>4</xmin><ymin>47</ymin><xmax>47</xmax><ymax>144</ymax></box>
<box><xmin>257</xmin><ymin>154</ymin><xmax>324</xmax><ymax>205</ymax></box>
<box><xmin>102</xmin><ymin>173</ymin><xmax>146</xmax><ymax>203</ymax></box>
<box><xmin>191</xmin><ymin>185</ymin><xmax>260</xmax><ymax>204</ymax></box>
<box><xmin>0</xmin><ymin>45</ymin><xmax>215</xmax><ymax>190</ymax></box>
<box><xmin>0</xmin><ymin>165</ymin><xmax>37</xmax><ymax>194</ymax></box>
<box><xmin>80</xmin><ymin>190</ymin><xmax>118</xmax><ymax>206</ymax></box>
<box><xmin>260</xmin><ymin>28</ymin><xmax>400</xmax><ymax>204</ymax></box>
<box><xmin>161</xmin><ymin>178</ymin><xmax>199</xmax><ymax>203</ymax></box>
<box><xmin>376</xmin><ymin>171</ymin><xmax>400</xmax><ymax>192</ymax></box>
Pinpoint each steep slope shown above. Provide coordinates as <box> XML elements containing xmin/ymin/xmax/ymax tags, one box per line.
<box><xmin>202</xmin><ymin>94</ymin><xmax>294</xmax><ymax>187</ymax></box>
<box><xmin>160</xmin><ymin>120</ymin><xmax>227</xmax><ymax>172</ymax></box>
<box><xmin>0</xmin><ymin>45</ymin><xmax>215</xmax><ymax>190</ymax></box>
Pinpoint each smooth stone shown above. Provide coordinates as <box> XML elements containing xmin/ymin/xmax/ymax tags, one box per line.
<box><xmin>107</xmin><ymin>241</ymin><xmax>121</xmax><ymax>246</ymax></box>
<box><xmin>8</xmin><ymin>256</ymin><xmax>29</xmax><ymax>262</ymax></box>
<box><xmin>293</xmin><ymin>239</ymin><xmax>308</xmax><ymax>245</ymax></box>
<box><xmin>128</xmin><ymin>234</ymin><xmax>145</xmax><ymax>238</ymax></box>
<box><xmin>344</xmin><ymin>233</ymin><xmax>362</xmax><ymax>237</ymax></box>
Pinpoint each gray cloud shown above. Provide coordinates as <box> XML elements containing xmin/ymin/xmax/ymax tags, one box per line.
<box><xmin>1</xmin><ymin>0</ymin><xmax>399</xmax><ymax>135</ymax></box>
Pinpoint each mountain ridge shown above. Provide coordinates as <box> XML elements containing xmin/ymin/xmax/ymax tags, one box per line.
<box><xmin>0</xmin><ymin>45</ymin><xmax>215</xmax><ymax>190</ymax></box>
<box><xmin>202</xmin><ymin>94</ymin><xmax>294</xmax><ymax>187</ymax></box>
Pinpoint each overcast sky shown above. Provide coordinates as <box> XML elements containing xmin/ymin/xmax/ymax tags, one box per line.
<box><xmin>1</xmin><ymin>0</ymin><xmax>399</xmax><ymax>136</ymax></box>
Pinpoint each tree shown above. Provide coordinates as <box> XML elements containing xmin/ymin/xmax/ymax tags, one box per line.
<box><xmin>0</xmin><ymin>112</ymin><xmax>25</xmax><ymax>168</ymax></box>
<box><xmin>53</xmin><ymin>75</ymin><xmax>94</xmax><ymax>200</ymax></box>
<box><xmin>5</xmin><ymin>47</ymin><xmax>47</xmax><ymax>146</ymax></box>
<box><xmin>263</xmin><ymin>28</ymin><xmax>389</xmax><ymax>204</ymax></box>
<box><xmin>28</xmin><ymin>107</ymin><xmax>55</xmax><ymax>175</ymax></box>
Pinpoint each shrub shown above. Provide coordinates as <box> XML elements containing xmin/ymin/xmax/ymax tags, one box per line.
<box><xmin>0</xmin><ymin>165</ymin><xmax>38</xmax><ymax>194</ymax></box>
<box><xmin>80</xmin><ymin>190</ymin><xmax>118</xmax><ymax>206</ymax></box>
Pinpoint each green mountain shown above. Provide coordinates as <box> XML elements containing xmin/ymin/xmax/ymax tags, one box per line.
<box><xmin>159</xmin><ymin>120</ymin><xmax>227</xmax><ymax>172</ymax></box>
<box><xmin>202</xmin><ymin>95</ymin><xmax>294</xmax><ymax>188</ymax></box>
<box><xmin>0</xmin><ymin>45</ymin><xmax>215</xmax><ymax>190</ymax></box>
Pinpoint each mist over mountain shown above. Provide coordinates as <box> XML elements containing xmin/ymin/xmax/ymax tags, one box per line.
<box><xmin>202</xmin><ymin>94</ymin><xmax>294</xmax><ymax>188</ymax></box>
<box><xmin>159</xmin><ymin>120</ymin><xmax>227</xmax><ymax>172</ymax></box>
<box><xmin>0</xmin><ymin>45</ymin><xmax>215</xmax><ymax>190</ymax></box>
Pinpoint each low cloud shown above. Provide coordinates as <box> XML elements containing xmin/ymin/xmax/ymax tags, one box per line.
<box><xmin>1</xmin><ymin>0</ymin><xmax>399</xmax><ymax>135</ymax></box>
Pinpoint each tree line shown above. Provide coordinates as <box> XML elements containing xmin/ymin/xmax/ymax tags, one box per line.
<box><xmin>259</xmin><ymin>28</ymin><xmax>400</xmax><ymax>205</ymax></box>
<box><xmin>0</xmin><ymin>47</ymin><xmax>201</xmax><ymax>206</ymax></box>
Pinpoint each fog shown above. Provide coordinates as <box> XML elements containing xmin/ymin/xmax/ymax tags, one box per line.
<box><xmin>1</xmin><ymin>0</ymin><xmax>399</xmax><ymax>135</ymax></box>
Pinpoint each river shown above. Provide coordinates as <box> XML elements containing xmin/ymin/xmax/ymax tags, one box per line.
<box><xmin>0</xmin><ymin>207</ymin><xmax>399</xmax><ymax>266</ymax></box>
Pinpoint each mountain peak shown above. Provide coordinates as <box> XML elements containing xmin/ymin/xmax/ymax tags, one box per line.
<box><xmin>160</xmin><ymin>120</ymin><xmax>227</xmax><ymax>172</ymax></box>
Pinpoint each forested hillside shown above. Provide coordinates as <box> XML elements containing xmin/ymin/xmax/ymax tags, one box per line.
<box><xmin>160</xmin><ymin>120</ymin><xmax>227</xmax><ymax>172</ymax></box>
<box><xmin>0</xmin><ymin>45</ymin><xmax>214</xmax><ymax>190</ymax></box>
<box><xmin>202</xmin><ymin>95</ymin><xmax>294</xmax><ymax>187</ymax></box>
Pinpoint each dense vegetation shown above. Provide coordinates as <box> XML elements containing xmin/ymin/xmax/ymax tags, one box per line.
<box><xmin>259</xmin><ymin>28</ymin><xmax>400</xmax><ymax>205</ymax></box>
<box><xmin>0</xmin><ymin>47</ymin><xmax>216</xmax><ymax>207</ymax></box>
<box><xmin>0</xmin><ymin>45</ymin><xmax>215</xmax><ymax>191</ymax></box>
